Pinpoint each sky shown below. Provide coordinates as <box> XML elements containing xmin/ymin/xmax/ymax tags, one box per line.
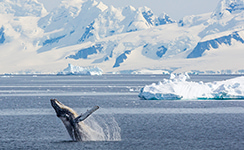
<box><xmin>38</xmin><ymin>0</ymin><xmax>220</xmax><ymax>20</ymax></box>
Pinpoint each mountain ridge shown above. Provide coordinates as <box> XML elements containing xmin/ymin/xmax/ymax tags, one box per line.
<box><xmin>0</xmin><ymin>0</ymin><xmax>243</xmax><ymax>74</ymax></box>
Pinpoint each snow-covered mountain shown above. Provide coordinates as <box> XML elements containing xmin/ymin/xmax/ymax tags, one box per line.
<box><xmin>0</xmin><ymin>0</ymin><xmax>244</xmax><ymax>74</ymax></box>
<box><xmin>0</xmin><ymin>0</ymin><xmax>47</xmax><ymax>17</ymax></box>
<box><xmin>37</xmin><ymin>0</ymin><xmax>175</xmax><ymax>53</ymax></box>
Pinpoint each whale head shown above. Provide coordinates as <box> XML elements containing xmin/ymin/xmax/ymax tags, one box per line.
<box><xmin>50</xmin><ymin>99</ymin><xmax>78</xmax><ymax>118</ymax></box>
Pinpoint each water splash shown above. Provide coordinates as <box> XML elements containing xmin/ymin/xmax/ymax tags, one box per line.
<box><xmin>82</xmin><ymin>115</ymin><xmax>121</xmax><ymax>141</ymax></box>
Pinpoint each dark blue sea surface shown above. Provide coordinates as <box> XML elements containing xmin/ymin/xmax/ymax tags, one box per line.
<box><xmin>0</xmin><ymin>74</ymin><xmax>244</xmax><ymax>149</ymax></box>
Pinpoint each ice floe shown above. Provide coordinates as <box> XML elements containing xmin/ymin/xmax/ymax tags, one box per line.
<box><xmin>58</xmin><ymin>64</ymin><xmax>103</xmax><ymax>75</ymax></box>
<box><xmin>139</xmin><ymin>73</ymin><xmax>244</xmax><ymax>100</ymax></box>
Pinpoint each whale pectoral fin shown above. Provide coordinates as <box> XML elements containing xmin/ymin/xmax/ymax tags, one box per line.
<box><xmin>74</xmin><ymin>106</ymin><xmax>99</xmax><ymax>123</ymax></box>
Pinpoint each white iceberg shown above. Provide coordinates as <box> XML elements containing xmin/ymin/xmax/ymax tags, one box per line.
<box><xmin>139</xmin><ymin>73</ymin><xmax>244</xmax><ymax>100</ymax></box>
<box><xmin>58</xmin><ymin>64</ymin><xmax>103</xmax><ymax>75</ymax></box>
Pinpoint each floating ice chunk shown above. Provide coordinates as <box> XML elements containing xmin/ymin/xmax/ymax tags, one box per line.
<box><xmin>206</xmin><ymin>78</ymin><xmax>244</xmax><ymax>100</ymax></box>
<box><xmin>170</xmin><ymin>72</ymin><xmax>190</xmax><ymax>81</ymax></box>
<box><xmin>139</xmin><ymin>74</ymin><xmax>244</xmax><ymax>100</ymax></box>
<box><xmin>138</xmin><ymin>89</ymin><xmax>182</xmax><ymax>100</ymax></box>
<box><xmin>58</xmin><ymin>64</ymin><xmax>103</xmax><ymax>75</ymax></box>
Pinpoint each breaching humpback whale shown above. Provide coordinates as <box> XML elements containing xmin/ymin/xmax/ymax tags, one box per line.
<box><xmin>50</xmin><ymin>99</ymin><xmax>99</xmax><ymax>141</ymax></box>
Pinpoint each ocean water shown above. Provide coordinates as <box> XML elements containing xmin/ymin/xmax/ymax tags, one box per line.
<box><xmin>0</xmin><ymin>74</ymin><xmax>244</xmax><ymax>149</ymax></box>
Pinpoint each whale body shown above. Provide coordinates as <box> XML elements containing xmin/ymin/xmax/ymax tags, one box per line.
<box><xmin>50</xmin><ymin>99</ymin><xmax>99</xmax><ymax>141</ymax></box>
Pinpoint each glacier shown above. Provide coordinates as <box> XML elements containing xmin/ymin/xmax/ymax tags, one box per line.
<box><xmin>139</xmin><ymin>73</ymin><xmax>244</xmax><ymax>100</ymax></box>
<box><xmin>0</xmin><ymin>0</ymin><xmax>244</xmax><ymax>74</ymax></box>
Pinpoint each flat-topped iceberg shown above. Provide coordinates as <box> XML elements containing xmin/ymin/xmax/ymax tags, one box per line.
<box><xmin>58</xmin><ymin>64</ymin><xmax>103</xmax><ymax>75</ymax></box>
<box><xmin>139</xmin><ymin>73</ymin><xmax>244</xmax><ymax>100</ymax></box>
